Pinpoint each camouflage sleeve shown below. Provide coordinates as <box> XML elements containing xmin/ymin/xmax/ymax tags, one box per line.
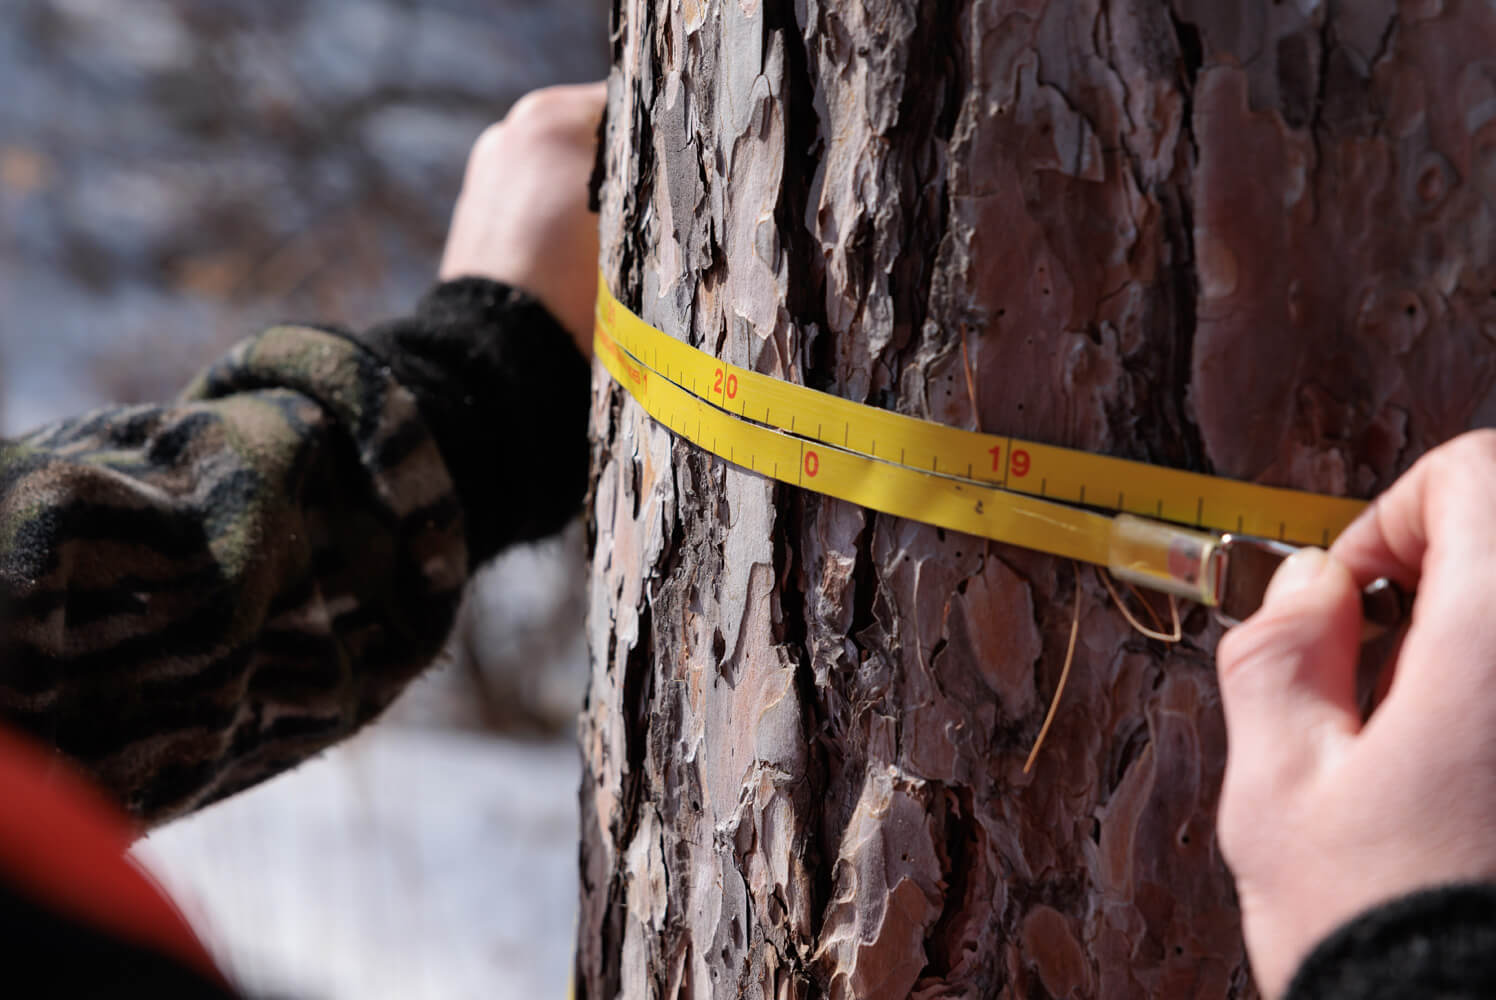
<box><xmin>0</xmin><ymin>280</ymin><xmax>589</xmax><ymax>825</ymax></box>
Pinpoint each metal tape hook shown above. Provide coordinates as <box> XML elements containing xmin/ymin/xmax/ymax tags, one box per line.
<box><xmin>1107</xmin><ymin>514</ymin><xmax>1410</xmax><ymax>639</ymax></box>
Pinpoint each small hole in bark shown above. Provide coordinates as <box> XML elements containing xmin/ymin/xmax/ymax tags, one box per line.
<box><xmin>1180</xmin><ymin>832</ymin><xmax>1191</xmax><ymax>845</ymax></box>
<box><xmin>1174</xmin><ymin>946</ymin><xmax>1185</xmax><ymax>956</ymax></box>
<box><xmin>957</xmin><ymin>578</ymin><xmax>968</xmax><ymax>595</ymax></box>
<box><xmin>936</xmin><ymin>528</ymin><xmax>947</xmax><ymax>542</ymax></box>
<box><xmin>1017</xmin><ymin>403</ymin><xmax>1024</xmax><ymax>411</ymax></box>
<box><xmin>1090</xmin><ymin>819</ymin><xmax>1101</xmax><ymax>843</ymax></box>
<box><xmin>998</xmin><ymin>308</ymin><xmax>1007</xmax><ymax>318</ymax></box>
<box><xmin>1042</xmin><ymin>287</ymin><xmax>1051</xmax><ymax>296</ymax></box>
<box><xmin>1405</xmin><ymin>304</ymin><xmax>1417</xmax><ymax>317</ymax></box>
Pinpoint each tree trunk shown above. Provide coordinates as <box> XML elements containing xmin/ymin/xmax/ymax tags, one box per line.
<box><xmin>579</xmin><ymin>2</ymin><xmax>1496</xmax><ymax>996</ymax></box>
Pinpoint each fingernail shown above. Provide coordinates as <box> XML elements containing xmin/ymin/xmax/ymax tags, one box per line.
<box><xmin>1264</xmin><ymin>547</ymin><xmax>1329</xmax><ymax>603</ymax></box>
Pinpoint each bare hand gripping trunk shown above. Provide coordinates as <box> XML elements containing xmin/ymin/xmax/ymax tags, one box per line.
<box><xmin>580</xmin><ymin>2</ymin><xmax>1496</xmax><ymax>996</ymax></box>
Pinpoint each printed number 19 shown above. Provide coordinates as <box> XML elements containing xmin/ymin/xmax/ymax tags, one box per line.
<box><xmin>988</xmin><ymin>445</ymin><xmax>1031</xmax><ymax>478</ymax></box>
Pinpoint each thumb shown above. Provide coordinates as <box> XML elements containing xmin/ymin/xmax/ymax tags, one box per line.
<box><xmin>1216</xmin><ymin>548</ymin><xmax>1365</xmax><ymax>775</ymax></box>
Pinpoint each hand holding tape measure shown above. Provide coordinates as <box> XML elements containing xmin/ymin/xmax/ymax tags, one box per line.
<box><xmin>593</xmin><ymin>274</ymin><xmax>1407</xmax><ymax>631</ymax></box>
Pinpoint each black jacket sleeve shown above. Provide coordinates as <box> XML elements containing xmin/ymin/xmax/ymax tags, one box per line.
<box><xmin>0</xmin><ymin>278</ymin><xmax>589</xmax><ymax>824</ymax></box>
<box><xmin>1286</xmin><ymin>883</ymin><xmax>1496</xmax><ymax>999</ymax></box>
<box><xmin>360</xmin><ymin>278</ymin><xmax>590</xmax><ymax>564</ymax></box>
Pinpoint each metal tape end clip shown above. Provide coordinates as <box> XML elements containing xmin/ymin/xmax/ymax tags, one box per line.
<box><xmin>1214</xmin><ymin>533</ymin><xmax>1410</xmax><ymax>637</ymax></box>
<box><xmin>1107</xmin><ymin>515</ymin><xmax>1410</xmax><ymax>638</ymax></box>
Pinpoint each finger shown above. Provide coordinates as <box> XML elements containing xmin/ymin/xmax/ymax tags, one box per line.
<box><xmin>1331</xmin><ymin>429</ymin><xmax>1496</xmax><ymax>593</ymax></box>
<box><xmin>541</xmin><ymin>81</ymin><xmax>606</xmax><ymax>140</ymax></box>
<box><xmin>1328</xmin><ymin>464</ymin><xmax>1431</xmax><ymax>593</ymax></box>
<box><xmin>540</xmin><ymin>79</ymin><xmax>607</xmax><ymax>107</ymax></box>
<box><xmin>1216</xmin><ymin>548</ymin><xmax>1365</xmax><ymax>776</ymax></box>
<box><xmin>515</xmin><ymin>82</ymin><xmax>606</xmax><ymax>138</ymax></box>
<box><xmin>1328</xmin><ymin>432</ymin><xmax>1496</xmax><ymax>710</ymax></box>
<box><xmin>568</xmin><ymin>79</ymin><xmax>608</xmax><ymax>106</ymax></box>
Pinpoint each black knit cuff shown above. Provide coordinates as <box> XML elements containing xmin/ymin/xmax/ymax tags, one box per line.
<box><xmin>361</xmin><ymin>278</ymin><xmax>589</xmax><ymax>565</ymax></box>
<box><xmin>1286</xmin><ymin>883</ymin><xmax>1496</xmax><ymax>1000</ymax></box>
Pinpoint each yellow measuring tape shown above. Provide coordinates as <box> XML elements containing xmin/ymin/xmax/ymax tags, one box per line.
<box><xmin>593</xmin><ymin>274</ymin><xmax>1366</xmax><ymax>608</ymax></box>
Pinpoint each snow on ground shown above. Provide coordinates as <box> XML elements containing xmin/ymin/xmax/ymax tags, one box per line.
<box><xmin>132</xmin><ymin>729</ymin><xmax>582</xmax><ymax>1000</ymax></box>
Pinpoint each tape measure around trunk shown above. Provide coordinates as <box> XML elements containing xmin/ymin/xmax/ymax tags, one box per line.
<box><xmin>593</xmin><ymin>274</ymin><xmax>1367</xmax><ymax>570</ymax></box>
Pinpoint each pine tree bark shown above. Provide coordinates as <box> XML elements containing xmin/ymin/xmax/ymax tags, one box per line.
<box><xmin>580</xmin><ymin>2</ymin><xmax>1496</xmax><ymax>997</ymax></box>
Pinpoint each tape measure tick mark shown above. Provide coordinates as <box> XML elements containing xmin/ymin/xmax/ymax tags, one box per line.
<box><xmin>594</xmin><ymin>276</ymin><xmax>1367</xmax><ymax>571</ymax></box>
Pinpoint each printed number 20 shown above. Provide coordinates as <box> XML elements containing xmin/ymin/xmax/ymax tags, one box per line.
<box><xmin>713</xmin><ymin>368</ymin><xmax>739</xmax><ymax>400</ymax></box>
<box><xmin>988</xmin><ymin>445</ymin><xmax>1031</xmax><ymax>478</ymax></box>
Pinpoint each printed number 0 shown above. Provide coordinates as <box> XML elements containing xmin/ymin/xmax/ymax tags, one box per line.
<box><xmin>804</xmin><ymin>450</ymin><xmax>820</xmax><ymax>478</ymax></box>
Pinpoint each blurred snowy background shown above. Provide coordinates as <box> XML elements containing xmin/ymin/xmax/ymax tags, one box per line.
<box><xmin>0</xmin><ymin>1</ymin><xmax>606</xmax><ymax>996</ymax></box>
